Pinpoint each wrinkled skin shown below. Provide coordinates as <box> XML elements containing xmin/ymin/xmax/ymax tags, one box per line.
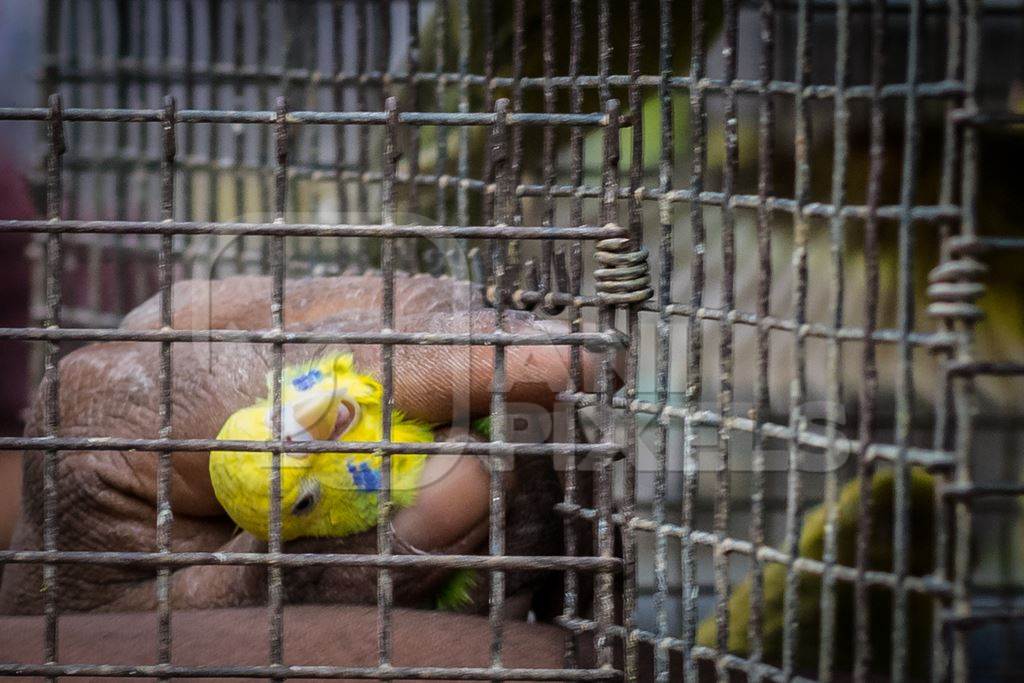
<box><xmin>0</xmin><ymin>275</ymin><xmax>606</xmax><ymax>615</ymax></box>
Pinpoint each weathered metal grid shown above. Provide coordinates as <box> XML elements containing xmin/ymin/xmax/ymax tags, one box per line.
<box><xmin>0</xmin><ymin>90</ymin><xmax>626</xmax><ymax>681</ymax></box>
<box><xmin>0</xmin><ymin>0</ymin><xmax>1022</xmax><ymax>681</ymax></box>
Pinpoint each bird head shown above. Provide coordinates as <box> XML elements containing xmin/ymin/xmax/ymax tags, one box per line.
<box><xmin>209</xmin><ymin>353</ymin><xmax>429</xmax><ymax>541</ymax></box>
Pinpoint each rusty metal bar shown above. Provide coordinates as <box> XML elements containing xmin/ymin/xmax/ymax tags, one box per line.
<box><xmin>0</xmin><ymin>106</ymin><xmax>612</xmax><ymax>126</ymax></box>
<box><xmin>781</xmin><ymin>0</ymin><xmax>813</xmax><ymax>676</ymax></box>
<box><xmin>377</xmin><ymin>95</ymin><xmax>400</xmax><ymax>675</ymax></box>
<box><xmin>854</xmin><ymin>1</ymin><xmax>885</xmax><ymax>676</ymax></box>
<box><xmin>892</xmin><ymin>0</ymin><xmax>925</xmax><ymax>677</ymax></box>
<box><xmin>156</xmin><ymin>93</ymin><xmax>177</xmax><ymax>679</ymax></box>
<box><xmin>682</xmin><ymin>0</ymin><xmax>708</xmax><ymax>676</ymax></box>
<box><xmin>267</xmin><ymin>96</ymin><xmax>288</xmax><ymax>681</ymax></box>
<box><xmin>819</xmin><ymin>0</ymin><xmax>850</xmax><ymax>677</ymax></box>
<box><xmin>561</xmin><ymin>0</ymin><xmax>585</xmax><ymax>670</ymax></box>
<box><xmin>0</xmin><ymin>327</ymin><xmax>620</xmax><ymax>347</ymax></box>
<box><xmin>0</xmin><ymin>550</ymin><xmax>618</xmax><ymax>572</ymax></box>
<box><xmin>653</xmin><ymin>2</ymin><xmax>674</xmax><ymax>681</ymax></box>
<box><xmin>951</xmin><ymin>0</ymin><xmax>983</xmax><ymax>677</ymax></box>
<box><xmin>45</xmin><ymin>63</ymin><xmax>977</xmax><ymax>99</ymax></box>
<box><xmin>0</xmin><ymin>664</ymin><xmax>618</xmax><ymax>681</ymax></box>
<box><xmin>749</xmin><ymin>0</ymin><xmax>777</xmax><ymax>675</ymax></box>
<box><xmin>42</xmin><ymin>89</ymin><xmax>65</xmax><ymax>683</ymax></box>
<box><xmin>0</xmin><ymin>436</ymin><xmax>619</xmax><ymax>459</ymax></box>
<box><xmin>622</xmin><ymin>3</ymin><xmax>643</xmax><ymax>680</ymax></box>
<box><xmin>489</xmin><ymin>97</ymin><xmax>512</xmax><ymax>677</ymax></box>
<box><xmin>593</xmin><ymin>93</ymin><xmax>618</xmax><ymax>671</ymax></box>
<box><xmin>0</xmin><ymin>219</ymin><xmax>623</xmax><ymax>241</ymax></box>
<box><xmin>714</xmin><ymin>0</ymin><xmax>740</xmax><ymax>676</ymax></box>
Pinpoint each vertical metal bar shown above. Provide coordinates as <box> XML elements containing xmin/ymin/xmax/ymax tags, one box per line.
<box><xmin>489</xmin><ymin>98</ymin><xmax>512</xmax><ymax>678</ymax></box>
<box><xmin>682</xmin><ymin>0</ymin><xmax>707</xmax><ymax>677</ymax></box>
<box><xmin>434</xmin><ymin>0</ymin><xmax>449</xmax><ymax>227</ymax></box>
<box><xmin>892</xmin><ymin>0</ymin><xmax>923</xmax><ymax>677</ymax></box>
<box><xmin>30</xmin><ymin>0</ymin><xmax>62</xmax><ymax>400</ymax></box>
<box><xmin>952</xmin><ymin>0</ymin><xmax>982</xmax><ymax>677</ymax></box>
<box><xmin>255</xmin><ymin>0</ymin><xmax>271</xmax><ymax>272</ymax></box>
<box><xmin>539</xmin><ymin>0</ymin><xmax>555</xmax><ymax>308</ymax></box>
<box><xmin>595</xmin><ymin>6</ymin><xmax>614</xmax><ymax>673</ymax></box>
<box><xmin>931</xmin><ymin>0</ymin><xmax>964</xmax><ymax>677</ymax></box>
<box><xmin>232</xmin><ymin>0</ymin><xmax>247</xmax><ymax>274</ymax></box>
<box><xmin>204</xmin><ymin>0</ymin><xmax>221</xmax><ymax>275</ymax></box>
<box><xmin>508</xmin><ymin>0</ymin><xmax>525</xmax><ymax>270</ymax></box>
<box><xmin>355</xmin><ymin>0</ymin><xmax>370</xmax><ymax>239</ymax></box>
<box><xmin>405</xmin><ymin>0</ymin><xmax>420</xmax><ymax>230</ymax></box>
<box><xmin>334</xmin><ymin>0</ymin><xmax>350</xmax><ymax>259</ymax></box>
<box><xmin>561</xmin><ymin>0</ymin><xmax>584</xmax><ymax>669</ymax></box>
<box><xmin>42</xmin><ymin>91</ymin><xmax>66</xmax><ymax>683</ymax></box>
<box><xmin>456</xmin><ymin>0</ymin><xmax>470</xmax><ymax>232</ymax></box>
<box><xmin>714</xmin><ymin>0</ymin><xmax>739</xmax><ymax>677</ymax></box>
<box><xmin>854</xmin><ymin>1</ymin><xmax>886</xmax><ymax>678</ymax></box>
<box><xmin>114</xmin><ymin>0</ymin><xmax>132</xmax><ymax>310</ymax></box>
<box><xmin>180</xmin><ymin>0</ymin><xmax>196</xmax><ymax>268</ymax></box>
<box><xmin>782</xmin><ymin>0</ymin><xmax>812</xmax><ymax>676</ymax></box>
<box><xmin>622</xmin><ymin>2</ymin><xmax>642</xmax><ymax>680</ymax></box>
<box><xmin>819</xmin><ymin>0</ymin><xmax>849</xmax><ymax>678</ymax></box>
<box><xmin>88</xmin><ymin>0</ymin><xmax>109</xmax><ymax>286</ymax></box>
<box><xmin>653</xmin><ymin>2</ymin><xmax>673</xmax><ymax>681</ymax></box>
<box><xmin>377</xmin><ymin>0</ymin><xmax>391</xmax><ymax>104</ymax></box>
<box><xmin>749</xmin><ymin>0</ymin><xmax>775</xmax><ymax>675</ymax></box>
<box><xmin>456</xmin><ymin>0</ymin><xmax>471</xmax><ymax>232</ymax></box>
<box><xmin>156</xmin><ymin>95</ymin><xmax>178</xmax><ymax>680</ymax></box>
<box><xmin>378</xmin><ymin>96</ymin><xmax>400</xmax><ymax>675</ymax></box>
<box><xmin>268</xmin><ymin>96</ymin><xmax>288</xmax><ymax>682</ymax></box>
<box><xmin>595</xmin><ymin>98</ymin><xmax>620</xmax><ymax>672</ymax></box>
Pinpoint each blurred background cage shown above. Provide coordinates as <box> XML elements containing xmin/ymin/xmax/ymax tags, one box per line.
<box><xmin>1</xmin><ymin>0</ymin><xmax>1024</xmax><ymax>680</ymax></box>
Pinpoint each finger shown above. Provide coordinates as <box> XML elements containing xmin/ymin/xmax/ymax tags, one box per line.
<box><xmin>391</xmin><ymin>426</ymin><xmax>501</xmax><ymax>552</ymax></box>
<box><xmin>121</xmin><ymin>274</ymin><xmax>482</xmax><ymax>331</ymax></box>
<box><xmin>339</xmin><ymin>309</ymin><xmax>614</xmax><ymax>425</ymax></box>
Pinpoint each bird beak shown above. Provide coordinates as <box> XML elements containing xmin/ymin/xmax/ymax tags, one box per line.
<box><xmin>291</xmin><ymin>391</ymin><xmax>340</xmax><ymax>441</ymax></box>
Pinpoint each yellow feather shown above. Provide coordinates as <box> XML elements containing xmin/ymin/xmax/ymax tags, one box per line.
<box><xmin>209</xmin><ymin>353</ymin><xmax>433</xmax><ymax>541</ymax></box>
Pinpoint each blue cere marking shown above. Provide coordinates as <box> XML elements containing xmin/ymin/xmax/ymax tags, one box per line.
<box><xmin>291</xmin><ymin>368</ymin><xmax>323</xmax><ymax>392</ymax></box>
<box><xmin>347</xmin><ymin>461</ymin><xmax>382</xmax><ymax>493</ymax></box>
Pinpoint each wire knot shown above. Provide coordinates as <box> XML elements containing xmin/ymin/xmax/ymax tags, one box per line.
<box><xmin>594</xmin><ymin>235</ymin><xmax>653</xmax><ymax>306</ymax></box>
<box><xmin>926</xmin><ymin>254</ymin><xmax>987</xmax><ymax>322</ymax></box>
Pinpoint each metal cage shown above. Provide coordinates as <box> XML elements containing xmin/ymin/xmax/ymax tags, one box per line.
<box><xmin>1</xmin><ymin>0</ymin><xmax>1023</xmax><ymax>680</ymax></box>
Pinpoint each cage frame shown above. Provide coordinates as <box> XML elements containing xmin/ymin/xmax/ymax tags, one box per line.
<box><xmin>0</xmin><ymin>0</ymin><xmax>1021</xmax><ymax>681</ymax></box>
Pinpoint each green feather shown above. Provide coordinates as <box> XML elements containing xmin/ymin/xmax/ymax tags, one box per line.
<box><xmin>471</xmin><ymin>416</ymin><xmax>492</xmax><ymax>441</ymax></box>
<box><xmin>435</xmin><ymin>568</ymin><xmax>479</xmax><ymax>612</ymax></box>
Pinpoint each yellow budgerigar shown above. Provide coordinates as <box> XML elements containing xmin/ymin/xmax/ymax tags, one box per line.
<box><xmin>209</xmin><ymin>353</ymin><xmax>434</xmax><ymax>542</ymax></box>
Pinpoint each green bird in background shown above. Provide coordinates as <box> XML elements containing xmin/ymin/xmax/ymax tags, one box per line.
<box><xmin>698</xmin><ymin>467</ymin><xmax>937</xmax><ymax>679</ymax></box>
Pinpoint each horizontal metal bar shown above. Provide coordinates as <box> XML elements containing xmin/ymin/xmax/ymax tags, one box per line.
<box><xmin>0</xmin><ymin>327</ymin><xmax>622</xmax><ymax>348</ymax></box>
<box><xmin>622</xmin><ymin>514</ymin><xmax>953</xmax><ymax>596</ymax></box>
<box><xmin>0</xmin><ymin>663</ymin><xmax>618</xmax><ymax>681</ymax></box>
<box><xmin>942</xmin><ymin>607</ymin><xmax>1024</xmax><ymax>629</ymax></box>
<box><xmin>631</xmin><ymin>302</ymin><xmax>956</xmax><ymax>349</ymax></box>
<box><xmin>0</xmin><ymin>107</ymin><xmax>610</xmax><ymax>127</ymax></box>
<box><xmin>948</xmin><ymin>235</ymin><xmax>1024</xmax><ymax>253</ymax></box>
<box><xmin>559</xmin><ymin>393</ymin><xmax>956</xmax><ymax>468</ymax></box>
<box><xmin>555</xmin><ymin>617</ymin><xmax>800</xmax><ymax>683</ymax></box>
<box><xmin>0</xmin><ymin>219</ymin><xmax>624</xmax><ymax>241</ymax></box>
<box><xmin>941</xmin><ymin>482</ymin><xmax>1024</xmax><ymax>499</ymax></box>
<box><xmin>0</xmin><ymin>436</ymin><xmax>621</xmax><ymax>459</ymax></box>
<box><xmin>950</xmin><ymin>109</ymin><xmax>1024</xmax><ymax>127</ymax></box>
<box><xmin>0</xmin><ymin>550</ymin><xmax>619</xmax><ymax>572</ymax></box>
<box><xmin>946</xmin><ymin>361</ymin><xmax>1024</xmax><ymax>376</ymax></box>
<box><xmin>37</xmin><ymin>62</ymin><xmax>969</xmax><ymax>101</ymax></box>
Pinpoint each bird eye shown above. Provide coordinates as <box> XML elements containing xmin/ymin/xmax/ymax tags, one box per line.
<box><xmin>290</xmin><ymin>484</ymin><xmax>320</xmax><ymax>516</ymax></box>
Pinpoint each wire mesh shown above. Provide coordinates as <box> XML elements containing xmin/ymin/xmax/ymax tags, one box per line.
<box><xmin>0</xmin><ymin>0</ymin><xmax>1022</xmax><ymax>681</ymax></box>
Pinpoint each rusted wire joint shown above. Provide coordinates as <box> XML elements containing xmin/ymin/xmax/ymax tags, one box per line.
<box><xmin>593</xmin><ymin>235</ymin><xmax>653</xmax><ymax>306</ymax></box>
<box><xmin>926</xmin><ymin>253</ymin><xmax>987</xmax><ymax>322</ymax></box>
